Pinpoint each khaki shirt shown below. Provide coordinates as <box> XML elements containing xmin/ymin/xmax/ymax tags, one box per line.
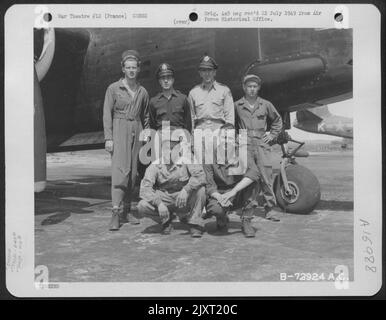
<box><xmin>140</xmin><ymin>162</ymin><xmax>206</xmax><ymax>207</ymax></box>
<box><xmin>188</xmin><ymin>81</ymin><xmax>234</xmax><ymax>127</ymax></box>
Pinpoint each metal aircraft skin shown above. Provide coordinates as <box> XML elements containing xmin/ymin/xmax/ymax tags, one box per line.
<box><xmin>293</xmin><ymin>105</ymin><xmax>353</xmax><ymax>139</ymax></box>
<box><xmin>34</xmin><ymin>28</ymin><xmax>353</xmax><ymax>152</ymax></box>
<box><xmin>33</xmin><ymin>28</ymin><xmax>352</xmax><ymax>193</ymax></box>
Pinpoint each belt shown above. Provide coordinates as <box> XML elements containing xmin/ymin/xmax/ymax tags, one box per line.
<box><xmin>113</xmin><ymin>112</ymin><xmax>140</xmax><ymax>121</ymax></box>
<box><xmin>246</xmin><ymin>129</ymin><xmax>263</xmax><ymax>138</ymax></box>
<box><xmin>195</xmin><ymin>118</ymin><xmax>225</xmax><ymax>126</ymax></box>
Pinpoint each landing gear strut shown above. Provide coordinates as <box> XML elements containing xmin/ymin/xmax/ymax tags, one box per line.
<box><xmin>274</xmin><ymin>132</ymin><xmax>321</xmax><ymax>214</ymax></box>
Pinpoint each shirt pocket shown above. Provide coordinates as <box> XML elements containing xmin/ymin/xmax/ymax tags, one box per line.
<box><xmin>156</xmin><ymin>107</ymin><xmax>168</xmax><ymax>121</ymax></box>
<box><xmin>253</xmin><ymin>109</ymin><xmax>267</xmax><ymax>130</ymax></box>
<box><xmin>211</xmin><ymin>96</ymin><xmax>225</xmax><ymax>118</ymax></box>
<box><xmin>114</xmin><ymin>92</ymin><xmax>128</xmax><ymax>111</ymax></box>
<box><xmin>172</xmin><ymin>103</ymin><xmax>184</xmax><ymax>115</ymax></box>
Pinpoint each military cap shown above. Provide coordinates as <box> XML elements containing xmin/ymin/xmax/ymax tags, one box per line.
<box><xmin>156</xmin><ymin>63</ymin><xmax>174</xmax><ymax>78</ymax></box>
<box><xmin>121</xmin><ymin>50</ymin><xmax>140</xmax><ymax>64</ymax></box>
<box><xmin>198</xmin><ymin>55</ymin><xmax>218</xmax><ymax>70</ymax></box>
<box><xmin>242</xmin><ymin>74</ymin><xmax>262</xmax><ymax>85</ymax></box>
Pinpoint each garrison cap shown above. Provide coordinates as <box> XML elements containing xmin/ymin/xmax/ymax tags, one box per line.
<box><xmin>198</xmin><ymin>55</ymin><xmax>218</xmax><ymax>70</ymax></box>
<box><xmin>156</xmin><ymin>63</ymin><xmax>174</xmax><ymax>78</ymax></box>
<box><xmin>121</xmin><ymin>50</ymin><xmax>140</xmax><ymax>64</ymax></box>
<box><xmin>242</xmin><ymin>74</ymin><xmax>262</xmax><ymax>85</ymax></box>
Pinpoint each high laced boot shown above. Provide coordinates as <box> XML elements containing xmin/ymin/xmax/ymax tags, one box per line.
<box><xmin>216</xmin><ymin>215</ymin><xmax>229</xmax><ymax>233</ymax></box>
<box><xmin>109</xmin><ymin>207</ymin><xmax>121</xmax><ymax>231</ymax></box>
<box><xmin>241</xmin><ymin>218</ymin><xmax>256</xmax><ymax>238</ymax></box>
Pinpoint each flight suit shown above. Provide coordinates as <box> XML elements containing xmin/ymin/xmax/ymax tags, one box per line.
<box><xmin>203</xmin><ymin>162</ymin><xmax>260</xmax><ymax>222</ymax></box>
<box><xmin>137</xmin><ymin>161</ymin><xmax>207</xmax><ymax>227</ymax></box>
<box><xmin>234</xmin><ymin>96</ymin><xmax>283</xmax><ymax>212</ymax></box>
<box><xmin>149</xmin><ymin>89</ymin><xmax>192</xmax><ymax>133</ymax></box>
<box><xmin>103</xmin><ymin>78</ymin><xmax>150</xmax><ymax>209</ymax></box>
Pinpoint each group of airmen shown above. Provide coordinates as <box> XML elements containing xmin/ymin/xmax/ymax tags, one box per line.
<box><xmin>103</xmin><ymin>49</ymin><xmax>283</xmax><ymax>238</ymax></box>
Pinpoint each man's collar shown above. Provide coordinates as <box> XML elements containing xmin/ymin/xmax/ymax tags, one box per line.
<box><xmin>158</xmin><ymin>89</ymin><xmax>178</xmax><ymax>100</ymax></box>
<box><xmin>119</xmin><ymin>78</ymin><xmax>140</xmax><ymax>91</ymax></box>
<box><xmin>240</xmin><ymin>96</ymin><xmax>262</xmax><ymax>110</ymax></box>
<box><xmin>118</xmin><ymin>78</ymin><xmax>126</xmax><ymax>88</ymax></box>
<box><xmin>200</xmin><ymin>80</ymin><xmax>217</xmax><ymax>91</ymax></box>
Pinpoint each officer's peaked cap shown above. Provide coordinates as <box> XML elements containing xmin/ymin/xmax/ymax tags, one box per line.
<box><xmin>198</xmin><ymin>55</ymin><xmax>218</xmax><ymax>70</ymax></box>
<box><xmin>156</xmin><ymin>63</ymin><xmax>174</xmax><ymax>78</ymax></box>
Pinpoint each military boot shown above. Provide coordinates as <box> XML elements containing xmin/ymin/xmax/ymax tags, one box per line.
<box><xmin>190</xmin><ymin>225</ymin><xmax>204</xmax><ymax>238</ymax></box>
<box><xmin>128</xmin><ymin>213</ymin><xmax>140</xmax><ymax>225</ymax></box>
<box><xmin>216</xmin><ymin>215</ymin><xmax>229</xmax><ymax>233</ymax></box>
<box><xmin>241</xmin><ymin>218</ymin><xmax>256</xmax><ymax>238</ymax></box>
<box><xmin>265</xmin><ymin>208</ymin><xmax>281</xmax><ymax>222</ymax></box>
<box><xmin>109</xmin><ymin>207</ymin><xmax>121</xmax><ymax>231</ymax></box>
<box><xmin>119</xmin><ymin>210</ymin><xmax>128</xmax><ymax>224</ymax></box>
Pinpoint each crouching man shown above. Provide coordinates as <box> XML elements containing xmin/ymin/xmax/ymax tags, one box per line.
<box><xmin>137</xmin><ymin>134</ymin><xmax>207</xmax><ymax>237</ymax></box>
<box><xmin>203</xmin><ymin>124</ymin><xmax>260</xmax><ymax>237</ymax></box>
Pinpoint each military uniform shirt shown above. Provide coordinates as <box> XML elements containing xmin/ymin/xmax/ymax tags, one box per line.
<box><xmin>149</xmin><ymin>89</ymin><xmax>192</xmax><ymax>132</ymax></box>
<box><xmin>140</xmin><ymin>162</ymin><xmax>206</xmax><ymax>207</ymax></box>
<box><xmin>235</xmin><ymin>96</ymin><xmax>282</xmax><ymax>140</ymax></box>
<box><xmin>203</xmin><ymin>162</ymin><xmax>259</xmax><ymax>197</ymax></box>
<box><xmin>188</xmin><ymin>81</ymin><xmax>235</xmax><ymax>126</ymax></box>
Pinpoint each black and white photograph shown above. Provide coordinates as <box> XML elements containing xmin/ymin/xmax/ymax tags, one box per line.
<box><xmin>4</xmin><ymin>4</ymin><xmax>382</xmax><ymax>297</ymax></box>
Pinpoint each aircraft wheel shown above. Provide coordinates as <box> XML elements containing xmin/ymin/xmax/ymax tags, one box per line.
<box><xmin>274</xmin><ymin>164</ymin><xmax>321</xmax><ymax>214</ymax></box>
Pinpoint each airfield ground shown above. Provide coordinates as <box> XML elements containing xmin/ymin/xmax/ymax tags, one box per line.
<box><xmin>35</xmin><ymin>149</ymin><xmax>353</xmax><ymax>282</ymax></box>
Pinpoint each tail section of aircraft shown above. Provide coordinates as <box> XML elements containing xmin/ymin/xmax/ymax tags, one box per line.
<box><xmin>293</xmin><ymin>105</ymin><xmax>353</xmax><ymax>139</ymax></box>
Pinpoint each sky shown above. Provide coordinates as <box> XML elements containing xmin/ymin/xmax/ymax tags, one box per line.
<box><xmin>287</xmin><ymin>99</ymin><xmax>353</xmax><ymax>141</ymax></box>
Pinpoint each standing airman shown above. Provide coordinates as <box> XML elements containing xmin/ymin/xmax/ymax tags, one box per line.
<box><xmin>103</xmin><ymin>49</ymin><xmax>150</xmax><ymax>231</ymax></box>
<box><xmin>234</xmin><ymin>74</ymin><xmax>283</xmax><ymax>221</ymax></box>
<box><xmin>149</xmin><ymin>63</ymin><xmax>192</xmax><ymax>133</ymax></box>
<box><xmin>188</xmin><ymin>55</ymin><xmax>234</xmax><ymax>131</ymax></box>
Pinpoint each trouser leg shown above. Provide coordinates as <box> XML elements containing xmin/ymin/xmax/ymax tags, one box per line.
<box><xmin>232</xmin><ymin>183</ymin><xmax>258</xmax><ymax>237</ymax></box>
<box><xmin>206</xmin><ymin>198</ymin><xmax>227</xmax><ymax>220</ymax></box>
<box><xmin>232</xmin><ymin>182</ymin><xmax>259</xmax><ymax>220</ymax></box>
<box><xmin>173</xmin><ymin>187</ymin><xmax>206</xmax><ymax>227</ymax></box>
<box><xmin>137</xmin><ymin>194</ymin><xmax>176</xmax><ymax>234</ymax></box>
<box><xmin>259</xmin><ymin>166</ymin><xmax>276</xmax><ymax>212</ymax></box>
<box><xmin>206</xmin><ymin>197</ymin><xmax>229</xmax><ymax>231</ymax></box>
<box><xmin>138</xmin><ymin>191</ymin><xmax>176</xmax><ymax>220</ymax></box>
<box><xmin>111</xmin><ymin>186</ymin><xmax>125</xmax><ymax>208</ymax></box>
<box><xmin>109</xmin><ymin>183</ymin><xmax>124</xmax><ymax>231</ymax></box>
<box><xmin>183</xmin><ymin>186</ymin><xmax>206</xmax><ymax>228</ymax></box>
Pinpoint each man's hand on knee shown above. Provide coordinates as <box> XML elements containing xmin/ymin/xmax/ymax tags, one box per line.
<box><xmin>219</xmin><ymin>190</ymin><xmax>236</xmax><ymax>208</ymax></box>
<box><xmin>176</xmin><ymin>188</ymin><xmax>188</xmax><ymax>208</ymax></box>
<box><xmin>139</xmin><ymin>200</ymin><xmax>155</xmax><ymax>211</ymax></box>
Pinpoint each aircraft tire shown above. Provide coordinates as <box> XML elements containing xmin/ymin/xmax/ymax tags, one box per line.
<box><xmin>274</xmin><ymin>164</ymin><xmax>321</xmax><ymax>214</ymax></box>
